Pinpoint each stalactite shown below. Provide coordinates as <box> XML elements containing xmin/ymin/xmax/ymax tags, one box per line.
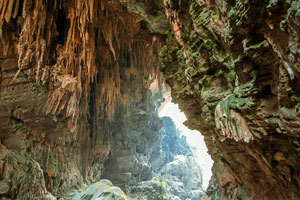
<box><xmin>0</xmin><ymin>1</ymin><xmax>165</xmax><ymax>198</ymax></box>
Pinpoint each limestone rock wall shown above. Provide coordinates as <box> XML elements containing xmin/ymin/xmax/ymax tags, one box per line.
<box><xmin>0</xmin><ymin>0</ymin><xmax>165</xmax><ymax>199</ymax></box>
<box><xmin>160</xmin><ymin>0</ymin><xmax>300</xmax><ymax>199</ymax></box>
<box><xmin>2</xmin><ymin>0</ymin><xmax>300</xmax><ymax>199</ymax></box>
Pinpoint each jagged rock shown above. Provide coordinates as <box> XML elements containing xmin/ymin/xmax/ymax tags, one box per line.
<box><xmin>0</xmin><ymin>144</ymin><xmax>49</xmax><ymax>199</ymax></box>
<box><xmin>160</xmin><ymin>0</ymin><xmax>300</xmax><ymax>199</ymax></box>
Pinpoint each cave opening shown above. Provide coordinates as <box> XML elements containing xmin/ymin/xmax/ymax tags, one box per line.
<box><xmin>159</xmin><ymin>102</ymin><xmax>214</xmax><ymax>190</ymax></box>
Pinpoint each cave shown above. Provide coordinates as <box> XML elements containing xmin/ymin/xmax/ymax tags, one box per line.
<box><xmin>1</xmin><ymin>1</ymin><xmax>300</xmax><ymax>200</ymax></box>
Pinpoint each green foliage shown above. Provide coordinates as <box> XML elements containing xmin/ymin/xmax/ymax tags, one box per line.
<box><xmin>291</xmin><ymin>94</ymin><xmax>300</xmax><ymax>113</ymax></box>
<box><xmin>152</xmin><ymin>176</ymin><xmax>160</xmax><ymax>181</ymax></box>
<box><xmin>219</xmin><ymin>94</ymin><xmax>253</xmax><ymax>125</ymax></box>
<box><xmin>228</xmin><ymin>0</ymin><xmax>250</xmax><ymax>27</ymax></box>
<box><xmin>242</xmin><ymin>39</ymin><xmax>269</xmax><ymax>58</ymax></box>
<box><xmin>161</xmin><ymin>180</ymin><xmax>167</xmax><ymax>188</ymax></box>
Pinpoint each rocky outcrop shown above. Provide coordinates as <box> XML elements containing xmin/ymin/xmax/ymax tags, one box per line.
<box><xmin>160</xmin><ymin>0</ymin><xmax>300</xmax><ymax>199</ymax></box>
<box><xmin>127</xmin><ymin>117</ymin><xmax>203</xmax><ymax>200</ymax></box>
<box><xmin>67</xmin><ymin>179</ymin><xmax>130</xmax><ymax>200</ymax></box>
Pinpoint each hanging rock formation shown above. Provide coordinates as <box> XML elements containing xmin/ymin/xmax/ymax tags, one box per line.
<box><xmin>0</xmin><ymin>0</ymin><xmax>166</xmax><ymax>199</ymax></box>
<box><xmin>2</xmin><ymin>0</ymin><xmax>300</xmax><ymax>200</ymax></box>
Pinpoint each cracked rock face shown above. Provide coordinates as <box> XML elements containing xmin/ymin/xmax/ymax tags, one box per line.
<box><xmin>160</xmin><ymin>0</ymin><xmax>300</xmax><ymax>199</ymax></box>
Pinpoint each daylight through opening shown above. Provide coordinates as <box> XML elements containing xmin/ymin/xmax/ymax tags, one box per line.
<box><xmin>159</xmin><ymin>102</ymin><xmax>214</xmax><ymax>190</ymax></box>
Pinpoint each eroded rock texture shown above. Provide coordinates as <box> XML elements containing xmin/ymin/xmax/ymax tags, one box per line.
<box><xmin>0</xmin><ymin>0</ymin><xmax>165</xmax><ymax>199</ymax></box>
<box><xmin>2</xmin><ymin>0</ymin><xmax>300</xmax><ymax>199</ymax></box>
<box><xmin>160</xmin><ymin>0</ymin><xmax>300</xmax><ymax>199</ymax></box>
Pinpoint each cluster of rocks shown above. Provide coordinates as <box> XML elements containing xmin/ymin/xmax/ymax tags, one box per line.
<box><xmin>126</xmin><ymin>117</ymin><xmax>204</xmax><ymax>200</ymax></box>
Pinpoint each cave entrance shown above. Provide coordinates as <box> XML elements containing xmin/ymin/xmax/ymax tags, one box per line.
<box><xmin>159</xmin><ymin>102</ymin><xmax>214</xmax><ymax>190</ymax></box>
